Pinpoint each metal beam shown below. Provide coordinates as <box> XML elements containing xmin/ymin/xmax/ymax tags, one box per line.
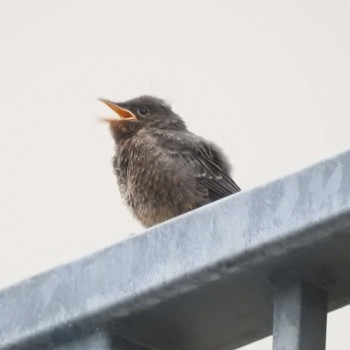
<box><xmin>1</xmin><ymin>149</ymin><xmax>350</xmax><ymax>350</ymax></box>
<box><xmin>54</xmin><ymin>333</ymin><xmax>111</xmax><ymax>350</ymax></box>
<box><xmin>273</xmin><ymin>280</ymin><xmax>328</xmax><ymax>350</ymax></box>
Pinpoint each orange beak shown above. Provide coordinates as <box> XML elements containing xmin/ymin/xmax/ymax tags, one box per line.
<box><xmin>99</xmin><ymin>98</ymin><xmax>137</xmax><ymax>122</ymax></box>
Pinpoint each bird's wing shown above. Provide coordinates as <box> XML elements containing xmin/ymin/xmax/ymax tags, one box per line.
<box><xmin>194</xmin><ymin>144</ymin><xmax>241</xmax><ymax>198</ymax></box>
<box><xmin>155</xmin><ymin>131</ymin><xmax>241</xmax><ymax>201</ymax></box>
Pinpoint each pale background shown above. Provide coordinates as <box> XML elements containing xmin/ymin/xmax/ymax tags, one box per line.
<box><xmin>1</xmin><ymin>0</ymin><xmax>350</xmax><ymax>348</ymax></box>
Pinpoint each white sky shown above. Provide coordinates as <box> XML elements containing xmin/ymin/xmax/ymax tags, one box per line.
<box><xmin>1</xmin><ymin>0</ymin><xmax>350</xmax><ymax>348</ymax></box>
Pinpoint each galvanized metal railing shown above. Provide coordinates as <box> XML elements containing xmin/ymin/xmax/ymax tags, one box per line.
<box><xmin>2</xmin><ymin>149</ymin><xmax>350</xmax><ymax>350</ymax></box>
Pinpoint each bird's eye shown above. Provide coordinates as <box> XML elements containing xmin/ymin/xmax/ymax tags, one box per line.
<box><xmin>137</xmin><ymin>106</ymin><xmax>150</xmax><ymax>116</ymax></box>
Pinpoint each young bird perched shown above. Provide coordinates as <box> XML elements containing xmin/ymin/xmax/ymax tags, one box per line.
<box><xmin>101</xmin><ymin>96</ymin><xmax>240</xmax><ymax>227</ymax></box>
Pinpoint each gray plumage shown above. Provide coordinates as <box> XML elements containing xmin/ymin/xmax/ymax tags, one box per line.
<box><xmin>102</xmin><ymin>96</ymin><xmax>240</xmax><ymax>227</ymax></box>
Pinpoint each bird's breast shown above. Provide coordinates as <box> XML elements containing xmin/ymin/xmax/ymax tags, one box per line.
<box><xmin>113</xmin><ymin>134</ymin><xmax>199</xmax><ymax>226</ymax></box>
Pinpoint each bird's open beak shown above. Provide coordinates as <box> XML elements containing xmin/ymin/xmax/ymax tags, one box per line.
<box><xmin>99</xmin><ymin>98</ymin><xmax>137</xmax><ymax>122</ymax></box>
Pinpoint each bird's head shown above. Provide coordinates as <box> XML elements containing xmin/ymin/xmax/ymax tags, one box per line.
<box><xmin>100</xmin><ymin>96</ymin><xmax>187</xmax><ymax>141</ymax></box>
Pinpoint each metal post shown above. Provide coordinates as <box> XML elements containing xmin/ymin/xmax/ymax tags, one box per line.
<box><xmin>273</xmin><ymin>280</ymin><xmax>328</xmax><ymax>350</ymax></box>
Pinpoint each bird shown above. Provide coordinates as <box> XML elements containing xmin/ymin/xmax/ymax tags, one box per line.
<box><xmin>100</xmin><ymin>96</ymin><xmax>240</xmax><ymax>227</ymax></box>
